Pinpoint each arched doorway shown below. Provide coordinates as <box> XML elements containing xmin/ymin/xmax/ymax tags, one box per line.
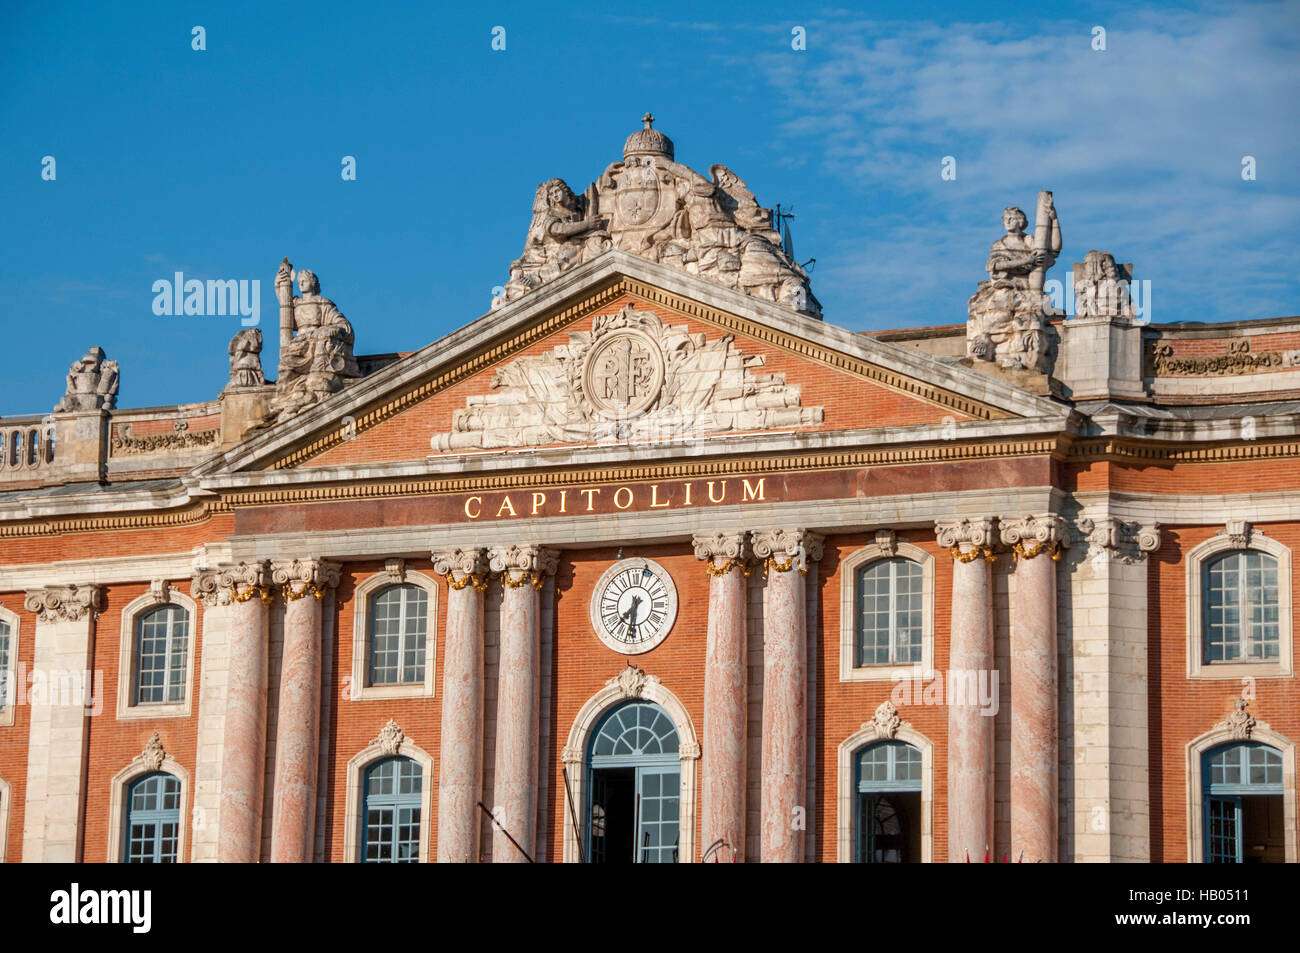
<box><xmin>1203</xmin><ymin>742</ymin><xmax>1285</xmax><ymax>863</ymax></box>
<box><xmin>855</xmin><ymin>741</ymin><xmax>922</xmax><ymax>863</ymax></box>
<box><xmin>586</xmin><ymin>700</ymin><xmax>680</xmax><ymax>863</ymax></box>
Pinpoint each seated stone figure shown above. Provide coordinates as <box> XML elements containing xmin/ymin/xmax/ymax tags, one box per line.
<box><xmin>967</xmin><ymin>198</ymin><xmax>1061</xmax><ymax>373</ymax></box>
<box><xmin>269</xmin><ymin>260</ymin><xmax>360</xmax><ymax>421</ymax></box>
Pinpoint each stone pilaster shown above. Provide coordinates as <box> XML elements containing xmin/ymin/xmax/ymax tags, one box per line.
<box><xmin>268</xmin><ymin>558</ymin><xmax>340</xmax><ymax>863</ymax></box>
<box><xmin>752</xmin><ymin>528</ymin><xmax>822</xmax><ymax>863</ymax></box>
<box><xmin>1067</xmin><ymin>517</ymin><xmax>1159</xmax><ymax>862</ymax></box>
<box><xmin>21</xmin><ymin>584</ymin><xmax>103</xmax><ymax>862</ymax></box>
<box><xmin>1000</xmin><ymin>515</ymin><xmax>1068</xmax><ymax>863</ymax></box>
<box><xmin>692</xmin><ymin>531</ymin><xmax>751</xmax><ymax>863</ymax></box>
<box><xmin>434</xmin><ymin>547</ymin><xmax>490</xmax><ymax>863</ymax></box>
<box><xmin>936</xmin><ymin>517</ymin><xmax>997</xmax><ymax>863</ymax></box>
<box><xmin>488</xmin><ymin>544</ymin><xmax>558</xmax><ymax>862</ymax></box>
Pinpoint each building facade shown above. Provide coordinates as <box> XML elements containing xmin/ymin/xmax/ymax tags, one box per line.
<box><xmin>1</xmin><ymin>120</ymin><xmax>1297</xmax><ymax>863</ymax></box>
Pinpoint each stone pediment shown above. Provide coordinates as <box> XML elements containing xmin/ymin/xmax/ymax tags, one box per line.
<box><xmin>433</xmin><ymin>304</ymin><xmax>822</xmax><ymax>450</ymax></box>
<box><xmin>193</xmin><ymin>252</ymin><xmax>1062</xmax><ymax>478</ymax></box>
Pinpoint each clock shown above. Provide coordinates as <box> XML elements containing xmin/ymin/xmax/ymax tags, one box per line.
<box><xmin>589</xmin><ymin>558</ymin><xmax>678</xmax><ymax>655</ymax></box>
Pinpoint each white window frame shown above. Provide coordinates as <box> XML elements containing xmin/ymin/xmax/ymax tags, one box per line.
<box><xmin>0</xmin><ymin>604</ymin><xmax>18</xmax><ymax>727</ymax></box>
<box><xmin>839</xmin><ymin>539</ymin><xmax>934</xmax><ymax>683</ymax></box>
<box><xmin>342</xmin><ymin>735</ymin><xmax>434</xmax><ymax>863</ymax></box>
<box><xmin>107</xmin><ymin>754</ymin><xmax>190</xmax><ymax>863</ymax></box>
<box><xmin>349</xmin><ymin>570</ymin><xmax>439</xmax><ymax>701</ymax></box>
<box><xmin>1186</xmin><ymin>531</ymin><xmax>1292</xmax><ymax>680</ymax></box>
<box><xmin>117</xmin><ymin>586</ymin><xmax>198</xmax><ymax>720</ymax></box>
<box><xmin>837</xmin><ymin>723</ymin><xmax>933</xmax><ymax>862</ymax></box>
<box><xmin>1185</xmin><ymin>723</ymin><xmax>1296</xmax><ymax>863</ymax></box>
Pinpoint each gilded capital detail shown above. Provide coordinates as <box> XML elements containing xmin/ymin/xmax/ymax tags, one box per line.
<box><xmin>692</xmin><ymin>531</ymin><xmax>751</xmax><ymax>576</ymax></box>
<box><xmin>190</xmin><ymin>561</ymin><xmax>271</xmax><ymax>606</ymax></box>
<box><xmin>751</xmin><ymin>527</ymin><xmax>824</xmax><ymax>573</ymax></box>
<box><xmin>271</xmin><ymin>557</ymin><xmax>342</xmax><ymax>601</ymax></box>
<box><xmin>999</xmin><ymin>514</ymin><xmax>1070</xmax><ymax>561</ymax></box>
<box><xmin>24</xmin><ymin>584</ymin><xmax>104</xmax><ymax>623</ymax></box>
<box><xmin>434</xmin><ymin>547</ymin><xmax>490</xmax><ymax>591</ymax></box>
<box><xmin>935</xmin><ymin>517</ymin><xmax>997</xmax><ymax>561</ymax></box>
<box><xmin>489</xmin><ymin>544</ymin><xmax>560</xmax><ymax>589</ymax></box>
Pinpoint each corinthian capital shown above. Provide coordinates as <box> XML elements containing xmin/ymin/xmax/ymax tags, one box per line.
<box><xmin>433</xmin><ymin>547</ymin><xmax>490</xmax><ymax>580</ymax></box>
<box><xmin>1079</xmin><ymin>517</ymin><xmax>1160</xmax><ymax>563</ymax></box>
<box><xmin>24</xmin><ymin>584</ymin><xmax>104</xmax><ymax>623</ymax></box>
<box><xmin>999</xmin><ymin>514</ymin><xmax>1070</xmax><ymax>559</ymax></box>
<box><xmin>271</xmin><ymin>557</ymin><xmax>342</xmax><ymax>600</ymax></box>
<box><xmin>190</xmin><ymin>560</ymin><xmax>270</xmax><ymax>606</ymax></box>
<box><xmin>751</xmin><ymin>528</ymin><xmax>823</xmax><ymax>572</ymax></box>
<box><xmin>935</xmin><ymin>517</ymin><xmax>997</xmax><ymax>551</ymax></box>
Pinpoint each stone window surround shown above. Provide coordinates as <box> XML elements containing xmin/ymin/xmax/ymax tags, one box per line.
<box><xmin>836</xmin><ymin>722</ymin><xmax>934</xmax><ymax>863</ymax></box>
<box><xmin>349</xmin><ymin>569</ymin><xmax>439</xmax><ymax>701</ymax></box>
<box><xmin>115</xmin><ymin>587</ymin><xmax>198</xmax><ymax>721</ymax></box>
<box><xmin>106</xmin><ymin>753</ymin><xmax>190</xmax><ymax>863</ymax></box>
<box><xmin>1185</xmin><ymin>530</ymin><xmax>1293</xmax><ymax>680</ymax></box>
<box><xmin>838</xmin><ymin>538</ymin><xmax>935</xmax><ymax>683</ymax></box>
<box><xmin>0</xmin><ymin>775</ymin><xmax>9</xmax><ymax>861</ymax></box>
<box><xmin>0</xmin><ymin>604</ymin><xmax>18</xmax><ymax>727</ymax></box>
<box><xmin>342</xmin><ymin>735</ymin><xmax>435</xmax><ymax>863</ymax></box>
<box><xmin>560</xmin><ymin>674</ymin><xmax>700</xmax><ymax>864</ymax></box>
<box><xmin>1184</xmin><ymin>723</ymin><xmax>1297</xmax><ymax>863</ymax></box>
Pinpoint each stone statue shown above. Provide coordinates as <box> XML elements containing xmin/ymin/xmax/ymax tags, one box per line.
<box><xmin>269</xmin><ymin>258</ymin><xmax>361</xmax><ymax>421</ymax></box>
<box><xmin>226</xmin><ymin>328</ymin><xmax>266</xmax><ymax>389</ymax></box>
<box><xmin>54</xmin><ymin>346</ymin><xmax>119</xmax><ymax>412</ymax></box>
<box><xmin>1073</xmin><ymin>250</ymin><xmax>1135</xmax><ymax>318</ymax></box>
<box><xmin>502</xmin><ymin>114</ymin><xmax>820</xmax><ymax>317</ymax></box>
<box><xmin>966</xmin><ymin>192</ymin><xmax>1062</xmax><ymax>373</ymax></box>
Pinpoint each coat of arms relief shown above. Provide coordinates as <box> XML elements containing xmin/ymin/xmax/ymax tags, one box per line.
<box><xmin>430</xmin><ymin>305</ymin><xmax>824</xmax><ymax>451</ymax></box>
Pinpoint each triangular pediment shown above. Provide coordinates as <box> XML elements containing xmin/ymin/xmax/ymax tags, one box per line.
<box><xmin>194</xmin><ymin>251</ymin><xmax>1064</xmax><ymax>480</ymax></box>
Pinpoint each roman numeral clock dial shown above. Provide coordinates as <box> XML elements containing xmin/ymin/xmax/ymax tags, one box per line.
<box><xmin>589</xmin><ymin>558</ymin><xmax>678</xmax><ymax>655</ymax></box>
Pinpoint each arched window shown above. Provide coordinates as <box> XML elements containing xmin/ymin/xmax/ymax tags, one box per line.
<box><xmin>368</xmin><ymin>584</ymin><xmax>428</xmax><ymax>686</ymax></box>
<box><xmin>361</xmin><ymin>757</ymin><xmax>422</xmax><ymax>863</ymax></box>
<box><xmin>124</xmin><ymin>773</ymin><xmax>182</xmax><ymax>863</ymax></box>
<box><xmin>856</xmin><ymin>558</ymin><xmax>923</xmax><ymax>666</ymax></box>
<box><xmin>587</xmin><ymin>701</ymin><xmax>680</xmax><ymax>864</ymax></box>
<box><xmin>855</xmin><ymin>741</ymin><xmax>922</xmax><ymax>863</ymax></box>
<box><xmin>134</xmin><ymin>604</ymin><xmax>190</xmax><ymax>706</ymax></box>
<box><xmin>0</xmin><ymin>617</ymin><xmax>11</xmax><ymax>713</ymax></box>
<box><xmin>1203</xmin><ymin>551</ymin><xmax>1280</xmax><ymax>663</ymax></box>
<box><xmin>1202</xmin><ymin>742</ymin><xmax>1285</xmax><ymax>863</ymax></box>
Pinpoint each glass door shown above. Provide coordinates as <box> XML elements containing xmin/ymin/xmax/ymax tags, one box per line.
<box><xmin>635</xmin><ymin>766</ymin><xmax>680</xmax><ymax>863</ymax></box>
<box><xmin>1206</xmin><ymin>796</ymin><xmax>1243</xmax><ymax>863</ymax></box>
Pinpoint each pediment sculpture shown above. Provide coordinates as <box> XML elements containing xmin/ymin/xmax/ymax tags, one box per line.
<box><xmin>269</xmin><ymin>259</ymin><xmax>361</xmax><ymax>422</ymax></box>
<box><xmin>966</xmin><ymin>191</ymin><xmax>1062</xmax><ymax>374</ymax></box>
<box><xmin>502</xmin><ymin>114</ymin><xmax>821</xmax><ymax>317</ymax></box>
<box><xmin>431</xmin><ymin>304</ymin><xmax>823</xmax><ymax>450</ymax></box>
<box><xmin>1073</xmin><ymin>250</ymin><xmax>1135</xmax><ymax>319</ymax></box>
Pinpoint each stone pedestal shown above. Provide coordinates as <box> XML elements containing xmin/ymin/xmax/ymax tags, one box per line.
<box><xmin>488</xmin><ymin>545</ymin><xmax>558</xmax><ymax>862</ymax></box>
<box><xmin>693</xmin><ymin>532</ymin><xmax>749</xmax><ymax>862</ymax></box>
<box><xmin>435</xmin><ymin>548</ymin><xmax>489</xmax><ymax>863</ymax></box>
<box><xmin>937</xmin><ymin>518</ymin><xmax>996</xmax><ymax>863</ymax></box>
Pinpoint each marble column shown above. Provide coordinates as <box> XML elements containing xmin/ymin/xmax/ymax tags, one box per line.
<box><xmin>488</xmin><ymin>544</ymin><xmax>558</xmax><ymax>863</ymax></box>
<box><xmin>269</xmin><ymin>558</ymin><xmax>340</xmax><ymax>863</ymax></box>
<box><xmin>936</xmin><ymin>518</ymin><xmax>997</xmax><ymax>863</ymax></box>
<box><xmin>753</xmin><ymin>528</ymin><xmax>823</xmax><ymax>863</ymax></box>
<box><xmin>693</xmin><ymin>531</ymin><xmax>750</xmax><ymax>862</ymax></box>
<box><xmin>1001</xmin><ymin>516</ymin><xmax>1068</xmax><ymax>864</ymax></box>
<box><xmin>208</xmin><ymin>561</ymin><xmax>273</xmax><ymax>864</ymax></box>
<box><xmin>434</xmin><ymin>547</ymin><xmax>489</xmax><ymax>863</ymax></box>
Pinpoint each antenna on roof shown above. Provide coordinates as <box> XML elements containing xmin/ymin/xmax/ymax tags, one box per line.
<box><xmin>774</xmin><ymin>204</ymin><xmax>796</xmax><ymax>260</ymax></box>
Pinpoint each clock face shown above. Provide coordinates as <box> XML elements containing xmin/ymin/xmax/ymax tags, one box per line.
<box><xmin>589</xmin><ymin>558</ymin><xmax>678</xmax><ymax>655</ymax></box>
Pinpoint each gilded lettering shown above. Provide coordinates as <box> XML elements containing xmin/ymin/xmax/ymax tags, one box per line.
<box><xmin>497</xmin><ymin>496</ymin><xmax>517</xmax><ymax>517</ymax></box>
<box><xmin>614</xmin><ymin>486</ymin><xmax>633</xmax><ymax>509</ymax></box>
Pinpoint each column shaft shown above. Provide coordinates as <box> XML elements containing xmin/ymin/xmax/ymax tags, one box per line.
<box><xmin>270</xmin><ymin>592</ymin><xmax>322</xmax><ymax>862</ymax></box>
<box><xmin>218</xmin><ymin>593</ymin><xmax>271</xmax><ymax>863</ymax></box>
<box><xmin>1010</xmin><ymin>551</ymin><xmax>1057</xmax><ymax>862</ymax></box>
<box><xmin>437</xmin><ymin>552</ymin><xmax>487</xmax><ymax>863</ymax></box>
<box><xmin>493</xmin><ymin>576</ymin><xmax>539</xmax><ymax>862</ymax></box>
<box><xmin>702</xmin><ymin>556</ymin><xmax>747</xmax><ymax>860</ymax></box>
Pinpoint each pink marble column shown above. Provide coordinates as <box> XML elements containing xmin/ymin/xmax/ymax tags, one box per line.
<box><xmin>270</xmin><ymin>558</ymin><xmax>339</xmax><ymax>863</ymax></box>
<box><xmin>489</xmin><ymin>545</ymin><xmax>558</xmax><ymax>863</ymax></box>
<box><xmin>754</xmin><ymin>528</ymin><xmax>822</xmax><ymax>863</ymax></box>
<box><xmin>1001</xmin><ymin>516</ymin><xmax>1066</xmax><ymax>863</ymax></box>
<box><xmin>215</xmin><ymin>561</ymin><xmax>272</xmax><ymax>864</ymax></box>
<box><xmin>435</xmin><ymin>548</ymin><xmax>489</xmax><ymax>863</ymax></box>
<box><xmin>693</xmin><ymin>532</ymin><xmax>749</xmax><ymax>862</ymax></box>
<box><xmin>936</xmin><ymin>518</ymin><xmax>996</xmax><ymax>864</ymax></box>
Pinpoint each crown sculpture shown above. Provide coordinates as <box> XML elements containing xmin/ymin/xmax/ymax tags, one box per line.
<box><xmin>502</xmin><ymin>113</ymin><xmax>821</xmax><ymax>317</ymax></box>
<box><xmin>966</xmin><ymin>191</ymin><xmax>1063</xmax><ymax>375</ymax></box>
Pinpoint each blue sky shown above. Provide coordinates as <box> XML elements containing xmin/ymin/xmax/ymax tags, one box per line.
<box><xmin>1</xmin><ymin>0</ymin><xmax>1297</xmax><ymax>412</ymax></box>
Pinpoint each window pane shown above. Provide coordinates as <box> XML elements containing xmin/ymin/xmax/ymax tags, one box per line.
<box><xmin>362</xmin><ymin>757</ymin><xmax>423</xmax><ymax>862</ymax></box>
